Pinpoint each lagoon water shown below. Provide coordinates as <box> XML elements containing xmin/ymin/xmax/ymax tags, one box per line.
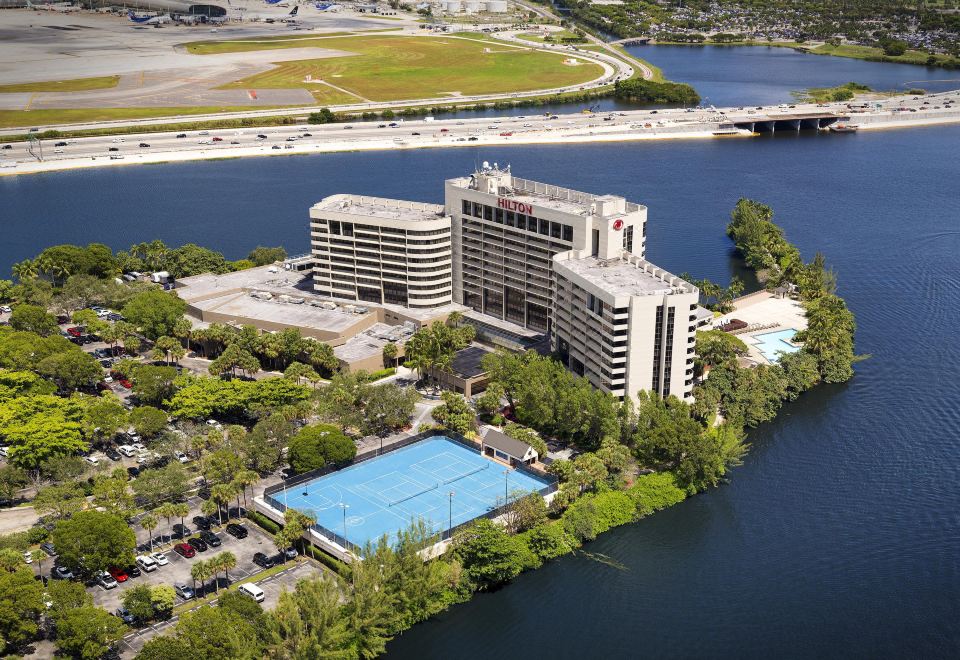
<box><xmin>3</xmin><ymin>47</ymin><xmax>960</xmax><ymax>659</ymax></box>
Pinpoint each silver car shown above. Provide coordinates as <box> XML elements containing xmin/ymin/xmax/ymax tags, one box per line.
<box><xmin>174</xmin><ymin>583</ymin><xmax>194</xmax><ymax>600</ymax></box>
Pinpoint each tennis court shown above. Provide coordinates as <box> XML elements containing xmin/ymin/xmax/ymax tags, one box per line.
<box><xmin>274</xmin><ymin>435</ymin><xmax>552</xmax><ymax>549</ymax></box>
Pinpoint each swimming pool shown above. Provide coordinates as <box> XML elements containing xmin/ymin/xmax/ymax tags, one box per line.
<box><xmin>268</xmin><ymin>435</ymin><xmax>552</xmax><ymax>550</ymax></box>
<box><xmin>752</xmin><ymin>328</ymin><xmax>801</xmax><ymax>363</ymax></box>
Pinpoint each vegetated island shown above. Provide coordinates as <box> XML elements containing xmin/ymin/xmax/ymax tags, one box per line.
<box><xmin>0</xmin><ymin>200</ymin><xmax>857</xmax><ymax>658</ymax></box>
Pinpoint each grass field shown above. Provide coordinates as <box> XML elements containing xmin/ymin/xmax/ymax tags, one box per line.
<box><xmin>514</xmin><ymin>30</ymin><xmax>585</xmax><ymax>45</ymax></box>
<box><xmin>808</xmin><ymin>42</ymin><xmax>960</xmax><ymax>67</ymax></box>
<box><xmin>0</xmin><ymin>105</ymin><xmax>296</xmax><ymax>129</ymax></box>
<box><xmin>189</xmin><ymin>34</ymin><xmax>604</xmax><ymax>102</ymax></box>
<box><xmin>0</xmin><ymin>76</ymin><xmax>120</xmax><ymax>93</ymax></box>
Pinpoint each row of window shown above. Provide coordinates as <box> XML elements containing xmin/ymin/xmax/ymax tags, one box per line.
<box><xmin>461</xmin><ymin>200</ymin><xmax>575</xmax><ymax>242</ymax></box>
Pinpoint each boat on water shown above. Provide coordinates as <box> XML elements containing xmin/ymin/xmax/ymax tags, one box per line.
<box><xmin>829</xmin><ymin>123</ymin><xmax>858</xmax><ymax>133</ymax></box>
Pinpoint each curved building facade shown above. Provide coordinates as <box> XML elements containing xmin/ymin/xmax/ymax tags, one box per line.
<box><xmin>310</xmin><ymin>194</ymin><xmax>453</xmax><ymax>309</ymax></box>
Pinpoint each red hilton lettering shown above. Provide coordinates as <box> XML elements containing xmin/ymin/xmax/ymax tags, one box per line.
<box><xmin>497</xmin><ymin>198</ymin><xmax>532</xmax><ymax>214</ymax></box>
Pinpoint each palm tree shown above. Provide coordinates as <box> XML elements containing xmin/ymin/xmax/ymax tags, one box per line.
<box><xmin>172</xmin><ymin>502</ymin><xmax>190</xmax><ymax>536</ymax></box>
<box><xmin>207</xmin><ymin>554</ymin><xmax>223</xmax><ymax>594</ymax></box>
<box><xmin>215</xmin><ymin>551</ymin><xmax>236</xmax><ymax>590</ymax></box>
<box><xmin>190</xmin><ymin>560</ymin><xmax>208</xmax><ymax>597</ymax></box>
<box><xmin>156</xmin><ymin>502</ymin><xmax>177</xmax><ymax>544</ymax></box>
<box><xmin>31</xmin><ymin>549</ymin><xmax>45</xmax><ymax>578</ymax></box>
<box><xmin>233</xmin><ymin>470</ymin><xmax>259</xmax><ymax>512</ymax></box>
<box><xmin>11</xmin><ymin>259</ymin><xmax>37</xmax><ymax>282</ymax></box>
<box><xmin>210</xmin><ymin>484</ymin><xmax>233</xmax><ymax>526</ymax></box>
<box><xmin>200</xmin><ymin>498</ymin><xmax>219</xmax><ymax>526</ymax></box>
<box><xmin>140</xmin><ymin>513</ymin><xmax>159</xmax><ymax>553</ymax></box>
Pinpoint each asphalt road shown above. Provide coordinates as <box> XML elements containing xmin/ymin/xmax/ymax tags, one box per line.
<box><xmin>5</xmin><ymin>90</ymin><xmax>958</xmax><ymax>167</ymax></box>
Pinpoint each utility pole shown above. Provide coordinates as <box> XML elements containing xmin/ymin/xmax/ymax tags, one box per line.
<box><xmin>448</xmin><ymin>491</ymin><xmax>455</xmax><ymax>537</ymax></box>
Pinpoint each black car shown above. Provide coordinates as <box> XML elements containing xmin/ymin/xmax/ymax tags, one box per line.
<box><xmin>176</xmin><ymin>133</ymin><xmax>187</xmax><ymax>138</ymax></box>
<box><xmin>108</xmin><ymin>147</ymin><xmax>119</xmax><ymax>152</ymax></box>
<box><xmin>192</xmin><ymin>515</ymin><xmax>212</xmax><ymax>531</ymax></box>
<box><xmin>115</xmin><ymin>607</ymin><xmax>135</xmax><ymax>625</ymax></box>
<box><xmin>106</xmin><ymin>313</ymin><xmax>123</xmax><ymax>321</ymax></box>
<box><xmin>126</xmin><ymin>565</ymin><xmax>141</xmax><ymax>578</ymax></box>
<box><xmin>187</xmin><ymin>537</ymin><xmax>207</xmax><ymax>552</ymax></box>
<box><xmin>55</xmin><ymin>141</ymin><xmax>68</xmax><ymax>147</ymax></box>
<box><xmin>127</xmin><ymin>466</ymin><xmax>140</xmax><ymax>478</ymax></box>
<box><xmin>139</xmin><ymin>143</ymin><xmax>150</xmax><ymax>148</ymax></box>
<box><xmin>1</xmin><ymin>144</ymin><xmax>12</xmax><ymax>150</ymax></box>
<box><xmin>99</xmin><ymin>359</ymin><xmax>113</xmax><ymax>368</ymax></box>
<box><xmin>200</xmin><ymin>530</ymin><xmax>221</xmax><ymax>547</ymax></box>
<box><xmin>105</xmin><ymin>448</ymin><xmax>121</xmax><ymax>462</ymax></box>
<box><xmin>252</xmin><ymin>552</ymin><xmax>274</xmax><ymax>569</ymax></box>
<box><xmin>225</xmin><ymin>523</ymin><xmax>248</xmax><ymax>539</ymax></box>
<box><xmin>40</xmin><ymin>542</ymin><xmax>57</xmax><ymax>557</ymax></box>
<box><xmin>172</xmin><ymin>524</ymin><xmax>191</xmax><ymax>539</ymax></box>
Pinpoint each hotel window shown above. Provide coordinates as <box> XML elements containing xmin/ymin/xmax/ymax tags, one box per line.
<box><xmin>462</xmin><ymin>200</ymin><xmax>471</xmax><ymax>215</ymax></box>
<box><xmin>329</xmin><ymin>220</ymin><xmax>341</xmax><ymax>235</ymax></box>
<box><xmin>526</xmin><ymin>216</ymin><xmax>537</xmax><ymax>232</ymax></box>
<box><xmin>538</xmin><ymin>218</ymin><xmax>550</xmax><ymax>236</ymax></box>
<box><xmin>623</xmin><ymin>225</ymin><xmax>634</xmax><ymax>252</ymax></box>
<box><xmin>506</xmin><ymin>211</ymin><xmax>515</xmax><ymax>226</ymax></box>
<box><xmin>472</xmin><ymin>201</ymin><xmax>483</xmax><ymax>217</ymax></box>
<box><xmin>484</xmin><ymin>205</ymin><xmax>493</xmax><ymax>222</ymax></box>
<box><xmin>550</xmin><ymin>222</ymin><xmax>562</xmax><ymax>239</ymax></box>
<box><xmin>342</xmin><ymin>222</ymin><xmax>354</xmax><ymax>237</ymax></box>
<box><xmin>562</xmin><ymin>225</ymin><xmax>573</xmax><ymax>242</ymax></box>
<box><xmin>495</xmin><ymin>208</ymin><xmax>504</xmax><ymax>224</ymax></box>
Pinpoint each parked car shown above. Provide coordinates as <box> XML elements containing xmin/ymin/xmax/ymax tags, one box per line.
<box><xmin>283</xmin><ymin>547</ymin><xmax>299</xmax><ymax>560</ymax></box>
<box><xmin>174</xmin><ymin>583</ymin><xmax>194</xmax><ymax>600</ymax></box>
<box><xmin>115</xmin><ymin>607</ymin><xmax>135</xmax><ymax>624</ymax></box>
<box><xmin>40</xmin><ymin>542</ymin><xmax>56</xmax><ymax>556</ymax></box>
<box><xmin>192</xmin><ymin>515</ymin><xmax>212</xmax><ymax>531</ymax></box>
<box><xmin>174</xmin><ymin>450</ymin><xmax>189</xmax><ymax>464</ymax></box>
<box><xmin>150</xmin><ymin>551</ymin><xmax>168</xmax><ymax>566</ymax></box>
<box><xmin>127</xmin><ymin>466</ymin><xmax>140</xmax><ymax>478</ymax></box>
<box><xmin>139</xmin><ymin>143</ymin><xmax>150</xmax><ymax>148</ymax></box>
<box><xmin>98</xmin><ymin>572</ymin><xmax>118</xmax><ymax>590</ymax></box>
<box><xmin>84</xmin><ymin>455</ymin><xmax>100</xmax><ymax>466</ymax></box>
<box><xmin>52</xmin><ymin>565</ymin><xmax>74</xmax><ymax>580</ymax></box>
<box><xmin>107</xmin><ymin>567</ymin><xmax>129</xmax><ymax>583</ymax></box>
<box><xmin>200</xmin><ymin>530</ymin><xmax>221</xmax><ymax>547</ymax></box>
<box><xmin>173</xmin><ymin>543</ymin><xmax>195</xmax><ymax>559</ymax></box>
<box><xmin>119</xmin><ymin>379</ymin><xmax>133</xmax><ymax>389</ymax></box>
<box><xmin>105</xmin><ymin>447</ymin><xmax>121</xmax><ymax>461</ymax></box>
<box><xmin>135</xmin><ymin>555</ymin><xmax>158</xmax><ymax>572</ymax></box>
<box><xmin>172</xmin><ymin>524</ymin><xmax>191</xmax><ymax>539</ymax></box>
<box><xmin>66</xmin><ymin>327</ymin><xmax>83</xmax><ymax>338</ymax></box>
<box><xmin>238</xmin><ymin>583</ymin><xmax>265</xmax><ymax>603</ymax></box>
<box><xmin>126</xmin><ymin>564</ymin><xmax>141</xmax><ymax>578</ymax></box>
<box><xmin>187</xmin><ymin>537</ymin><xmax>208</xmax><ymax>552</ymax></box>
<box><xmin>252</xmin><ymin>552</ymin><xmax>275</xmax><ymax>569</ymax></box>
<box><xmin>225</xmin><ymin>523</ymin><xmax>248</xmax><ymax>539</ymax></box>
<box><xmin>23</xmin><ymin>551</ymin><xmax>32</xmax><ymax>564</ymax></box>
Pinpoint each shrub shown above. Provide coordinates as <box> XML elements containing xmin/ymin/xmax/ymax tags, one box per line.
<box><xmin>246</xmin><ymin>510</ymin><xmax>281</xmax><ymax>534</ymax></box>
<box><xmin>561</xmin><ymin>497</ymin><xmax>597</xmax><ymax>543</ymax></box>
<box><xmin>628</xmin><ymin>472</ymin><xmax>687</xmax><ymax>517</ymax></box>
<box><xmin>589</xmin><ymin>490</ymin><xmax>638</xmax><ymax>534</ymax></box>
<box><xmin>518</xmin><ymin>523</ymin><xmax>572</xmax><ymax>562</ymax></box>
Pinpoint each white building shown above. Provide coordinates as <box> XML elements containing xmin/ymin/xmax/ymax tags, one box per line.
<box><xmin>309</xmin><ymin>168</ymin><xmax>701</xmax><ymax>402</ymax></box>
<box><xmin>309</xmin><ymin>194</ymin><xmax>453</xmax><ymax>309</ymax></box>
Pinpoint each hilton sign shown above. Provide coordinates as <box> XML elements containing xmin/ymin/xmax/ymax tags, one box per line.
<box><xmin>497</xmin><ymin>198</ymin><xmax>533</xmax><ymax>215</ymax></box>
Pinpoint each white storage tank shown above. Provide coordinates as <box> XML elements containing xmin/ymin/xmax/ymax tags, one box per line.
<box><xmin>463</xmin><ymin>0</ymin><xmax>480</xmax><ymax>12</ymax></box>
<box><xmin>484</xmin><ymin>0</ymin><xmax>507</xmax><ymax>11</ymax></box>
<box><xmin>444</xmin><ymin>0</ymin><xmax>461</xmax><ymax>12</ymax></box>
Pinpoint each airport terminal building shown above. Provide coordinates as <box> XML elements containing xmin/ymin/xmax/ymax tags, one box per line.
<box><xmin>310</xmin><ymin>167</ymin><xmax>702</xmax><ymax>402</ymax></box>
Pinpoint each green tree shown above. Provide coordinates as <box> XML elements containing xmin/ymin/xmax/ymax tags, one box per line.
<box><xmin>54</xmin><ymin>605</ymin><xmax>127</xmax><ymax>660</ymax></box>
<box><xmin>190</xmin><ymin>560</ymin><xmax>209</xmax><ymax>597</ymax></box>
<box><xmin>795</xmin><ymin>293</ymin><xmax>857</xmax><ymax>383</ymax></box>
<box><xmin>135</xmin><ymin>636</ymin><xmax>194</xmax><ymax>660</ymax></box>
<box><xmin>85</xmin><ymin>394</ymin><xmax>128</xmax><ymax>444</ymax></box>
<box><xmin>432</xmin><ymin>390</ymin><xmax>475</xmax><ymax>435</ymax></box>
<box><xmin>123</xmin><ymin>585</ymin><xmax>156</xmax><ymax>623</ymax></box>
<box><xmin>503</xmin><ymin>422</ymin><xmax>547</xmax><ymax>458</ymax></box>
<box><xmin>0</xmin><ymin>567</ymin><xmax>46</xmax><ymax>652</ymax></box>
<box><xmin>381</xmin><ymin>342</ymin><xmax>398</xmax><ymax>368</ymax></box>
<box><xmin>266</xmin><ymin>576</ymin><xmax>350</xmax><ymax>658</ymax></box>
<box><xmin>288</xmin><ymin>424</ymin><xmax>356</xmax><ymax>474</ymax></box>
<box><xmin>122</xmin><ymin>290</ymin><xmax>187</xmax><ymax>340</ymax></box>
<box><xmin>131</xmin><ymin>463</ymin><xmax>189</xmax><ymax>509</ymax></box>
<box><xmin>209</xmin><ymin>343</ymin><xmax>260</xmax><ymax>379</ymax></box>
<box><xmin>246</xmin><ymin>246</ymin><xmax>287</xmax><ymax>266</ymax></box>
<box><xmin>150</xmin><ymin>584</ymin><xmax>176</xmax><ymax>620</ymax></box>
<box><xmin>36</xmin><ymin>350</ymin><xmax>102</xmax><ymax>391</ymax></box>
<box><xmin>129</xmin><ymin>405</ymin><xmax>168</xmax><ymax>438</ymax></box>
<box><xmin>695</xmin><ymin>329</ymin><xmax>748</xmax><ymax>369</ymax></box>
<box><xmin>32</xmin><ymin>482</ymin><xmax>86</xmax><ymax>521</ymax></box>
<box><xmin>170</xmin><ymin>602</ymin><xmax>262</xmax><ymax>658</ymax></box>
<box><xmin>359</xmin><ymin>383</ymin><xmax>419</xmax><ymax>436</ymax></box>
<box><xmin>51</xmin><ymin>510</ymin><xmax>137</xmax><ymax>576</ymax></box>
<box><xmin>140</xmin><ymin>513</ymin><xmax>159</xmax><ymax>553</ymax></box>
<box><xmin>284</xmin><ymin>361</ymin><xmax>321</xmax><ymax>387</ymax></box>
<box><xmin>47</xmin><ymin>579</ymin><xmax>93</xmax><ymax>618</ymax></box>
<box><xmin>453</xmin><ymin>518</ymin><xmax>525</xmax><ymax>590</ymax></box>
<box><xmin>9</xmin><ymin>304</ymin><xmax>58</xmax><ymax>336</ymax></box>
<box><xmin>0</xmin><ymin>464</ymin><xmax>28</xmax><ymax>502</ymax></box>
<box><xmin>403</xmin><ymin>321</ymin><xmax>474</xmax><ymax>383</ymax></box>
<box><xmin>130</xmin><ymin>364</ymin><xmax>178</xmax><ymax>406</ymax></box>
<box><xmin>153</xmin><ymin>335</ymin><xmax>185</xmax><ymax>365</ymax></box>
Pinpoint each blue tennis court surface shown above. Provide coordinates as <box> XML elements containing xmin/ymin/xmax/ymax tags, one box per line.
<box><xmin>276</xmin><ymin>436</ymin><xmax>552</xmax><ymax>549</ymax></box>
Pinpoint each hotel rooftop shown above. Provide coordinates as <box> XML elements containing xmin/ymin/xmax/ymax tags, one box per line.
<box><xmin>556</xmin><ymin>253</ymin><xmax>697</xmax><ymax>298</ymax></box>
<box><xmin>311</xmin><ymin>194</ymin><xmax>446</xmax><ymax>223</ymax></box>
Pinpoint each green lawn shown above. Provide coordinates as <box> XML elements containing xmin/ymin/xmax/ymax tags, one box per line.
<box><xmin>0</xmin><ymin>76</ymin><xmax>120</xmax><ymax>93</ymax></box>
<box><xmin>0</xmin><ymin>105</ymin><xmax>297</xmax><ymax>129</ymax></box>
<box><xmin>808</xmin><ymin>42</ymin><xmax>959</xmax><ymax>67</ymax></box>
<box><xmin>514</xmin><ymin>30</ymin><xmax>585</xmax><ymax>45</ymax></box>
<box><xmin>208</xmin><ymin>35</ymin><xmax>604</xmax><ymax>103</ymax></box>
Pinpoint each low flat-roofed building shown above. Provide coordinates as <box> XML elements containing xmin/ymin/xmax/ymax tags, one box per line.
<box><xmin>334</xmin><ymin>322</ymin><xmax>416</xmax><ymax>373</ymax></box>
<box><xmin>552</xmin><ymin>251</ymin><xmax>700</xmax><ymax>402</ymax></box>
<box><xmin>428</xmin><ymin>345</ymin><xmax>493</xmax><ymax>397</ymax></box>
<box><xmin>481</xmin><ymin>428</ymin><xmax>538</xmax><ymax>467</ymax></box>
<box><xmin>310</xmin><ymin>194</ymin><xmax>453</xmax><ymax>310</ymax></box>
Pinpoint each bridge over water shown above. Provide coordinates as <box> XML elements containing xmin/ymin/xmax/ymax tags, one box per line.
<box><xmin>726</xmin><ymin>112</ymin><xmax>850</xmax><ymax>132</ymax></box>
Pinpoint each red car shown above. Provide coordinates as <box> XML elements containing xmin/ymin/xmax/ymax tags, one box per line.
<box><xmin>212</xmin><ymin>137</ymin><xmax>223</xmax><ymax>142</ymax></box>
<box><xmin>108</xmin><ymin>566</ymin><xmax>129</xmax><ymax>582</ymax></box>
<box><xmin>66</xmin><ymin>327</ymin><xmax>83</xmax><ymax>337</ymax></box>
<box><xmin>119</xmin><ymin>379</ymin><xmax>133</xmax><ymax>389</ymax></box>
<box><xmin>173</xmin><ymin>543</ymin><xmax>196</xmax><ymax>558</ymax></box>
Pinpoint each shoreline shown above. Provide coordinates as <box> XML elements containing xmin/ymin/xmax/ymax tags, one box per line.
<box><xmin>3</xmin><ymin>110</ymin><xmax>959</xmax><ymax>178</ymax></box>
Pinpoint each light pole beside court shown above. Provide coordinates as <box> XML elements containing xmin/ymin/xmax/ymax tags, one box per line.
<box><xmin>503</xmin><ymin>468</ymin><xmax>510</xmax><ymax>506</ymax></box>
<box><xmin>448</xmin><ymin>491</ymin><xmax>455</xmax><ymax>538</ymax></box>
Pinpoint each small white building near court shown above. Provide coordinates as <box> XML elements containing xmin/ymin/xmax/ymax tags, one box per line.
<box><xmin>481</xmin><ymin>429</ymin><xmax>538</xmax><ymax>467</ymax></box>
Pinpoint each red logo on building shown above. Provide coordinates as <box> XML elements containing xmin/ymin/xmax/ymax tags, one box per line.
<box><xmin>612</xmin><ymin>219</ymin><xmax>624</xmax><ymax>231</ymax></box>
<box><xmin>497</xmin><ymin>198</ymin><xmax>533</xmax><ymax>215</ymax></box>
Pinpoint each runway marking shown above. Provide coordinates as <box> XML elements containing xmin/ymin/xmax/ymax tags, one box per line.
<box><xmin>24</xmin><ymin>93</ymin><xmax>36</xmax><ymax>111</ymax></box>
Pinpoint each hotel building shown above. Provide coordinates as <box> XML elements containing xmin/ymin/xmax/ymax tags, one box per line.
<box><xmin>309</xmin><ymin>167</ymin><xmax>701</xmax><ymax>402</ymax></box>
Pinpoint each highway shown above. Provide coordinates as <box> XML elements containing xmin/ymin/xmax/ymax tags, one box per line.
<box><xmin>3</xmin><ymin>90</ymin><xmax>959</xmax><ymax>176</ymax></box>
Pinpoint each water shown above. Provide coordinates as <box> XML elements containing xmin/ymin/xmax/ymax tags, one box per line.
<box><xmin>752</xmin><ymin>328</ymin><xmax>801</xmax><ymax>363</ymax></box>
<box><xmin>629</xmin><ymin>44</ymin><xmax>960</xmax><ymax>106</ymax></box>
<box><xmin>3</xmin><ymin>55</ymin><xmax>960</xmax><ymax>660</ymax></box>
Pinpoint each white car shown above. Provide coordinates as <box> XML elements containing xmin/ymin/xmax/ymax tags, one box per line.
<box><xmin>84</xmin><ymin>455</ymin><xmax>100</xmax><ymax>466</ymax></box>
<box><xmin>0</xmin><ymin>305</ymin><xmax>11</xmax><ymax>313</ymax></box>
<box><xmin>0</xmin><ymin>446</ymin><xmax>8</xmax><ymax>458</ymax></box>
<box><xmin>136</xmin><ymin>451</ymin><xmax>150</xmax><ymax>464</ymax></box>
<box><xmin>117</xmin><ymin>444</ymin><xmax>136</xmax><ymax>457</ymax></box>
<box><xmin>131</xmin><ymin>442</ymin><xmax>146</xmax><ymax>452</ymax></box>
<box><xmin>174</xmin><ymin>451</ymin><xmax>189</xmax><ymax>464</ymax></box>
<box><xmin>103</xmin><ymin>376</ymin><xmax>113</xmax><ymax>383</ymax></box>
<box><xmin>150</xmin><ymin>552</ymin><xmax>168</xmax><ymax>566</ymax></box>
<box><xmin>135</xmin><ymin>554</ymin><xmax>158</xmax><ymax>572</ymax></box>
<box><xmin>23</xmin><ymin>551</ymin><xmax>32</xmax><ymax>564</ymax></box>
<box><xmin>98</xmin><ymin>571</ymin><xmax>118</xmax><ymax>590</ymax></box>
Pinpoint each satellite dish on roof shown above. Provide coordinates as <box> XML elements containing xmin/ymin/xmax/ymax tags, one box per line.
<box><xmin>482</xmin><ymin>160</ymin><xmax>490</xmax><ymax>170</ymax></box>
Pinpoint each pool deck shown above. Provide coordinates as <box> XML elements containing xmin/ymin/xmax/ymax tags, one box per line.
<box><xmin>716</xmin><ymin>291</ymin><xmax>809</xmax><ymax>366</ymax></box>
